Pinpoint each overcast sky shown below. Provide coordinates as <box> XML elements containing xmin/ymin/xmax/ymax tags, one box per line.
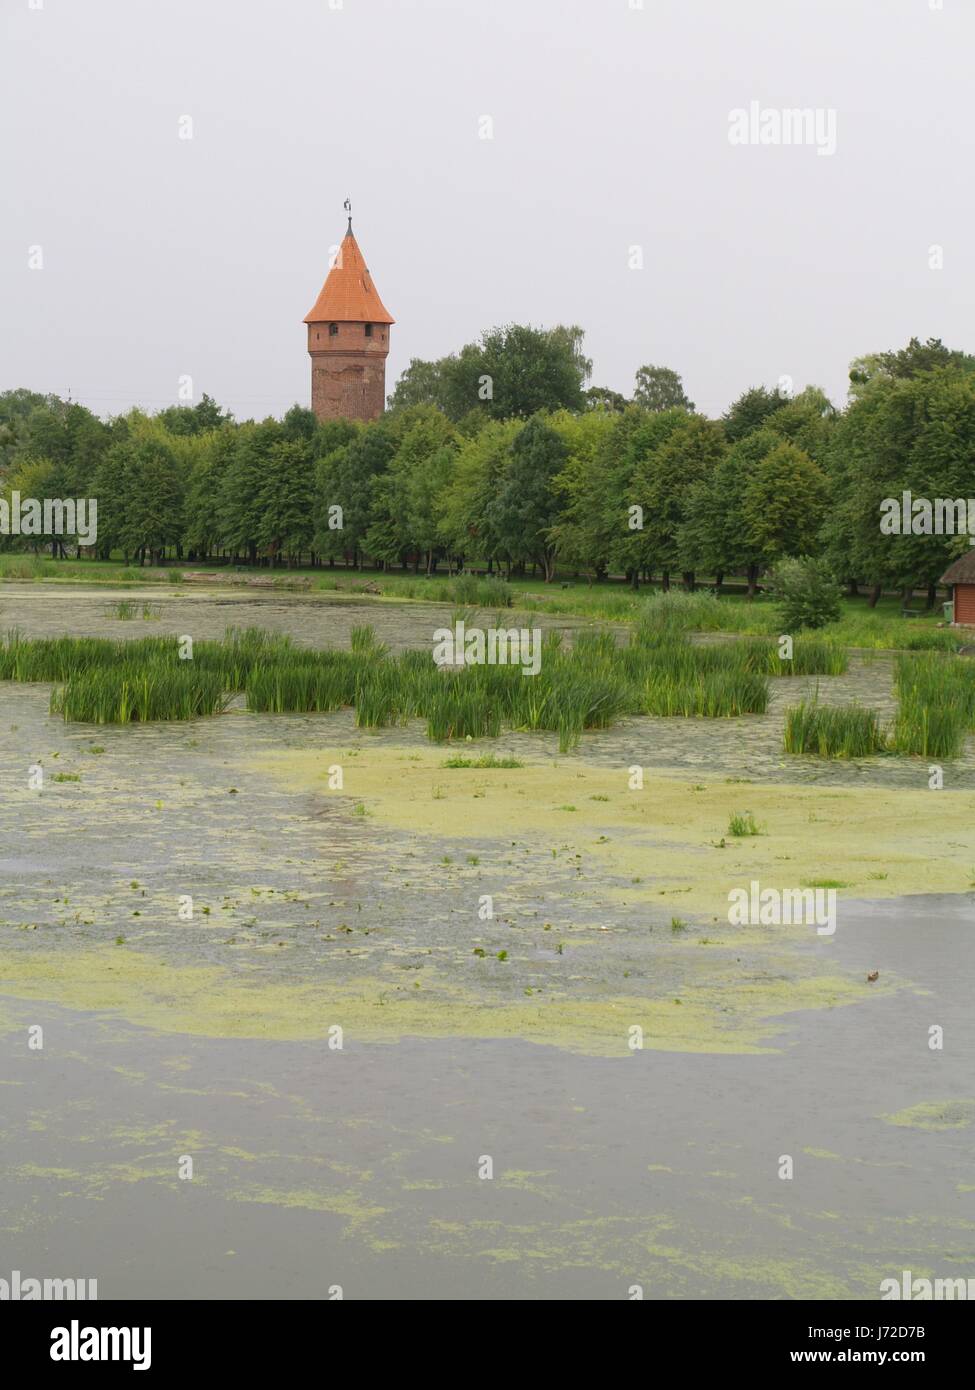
<box><xmin>2</xmin><ymin>0</ymin><xmax>973</xmax><ymax>421</ymax></box>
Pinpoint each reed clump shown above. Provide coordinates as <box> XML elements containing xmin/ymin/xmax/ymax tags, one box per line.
<box><xmin>741</xmin><ymin>636</ymin><xmax>848</xmax><ymax>676</ymax></box>
<box><xmin>891</xmin><ymin>652</ymin><xmax>975</xmax><ymax>757</ymax></box>
<box><xmin>783</xmin><ymin>701</ymin><xmax>888</xmax><ymax>758</ymax></box>
<box><xmin>50</xmin><ymin>665</ymin><xmax>229</xmax><ymax>723</ymax></box>
<box><xmin>0</xmin><ymin>622</ymin><xmax>850</xmax><ymax>745</ymax></box>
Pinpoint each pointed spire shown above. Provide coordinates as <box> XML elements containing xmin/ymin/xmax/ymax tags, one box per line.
<box><xmin>303</xmin><ymin>211</ymin><xmax>394</xmax><ymax>325</ymax></box>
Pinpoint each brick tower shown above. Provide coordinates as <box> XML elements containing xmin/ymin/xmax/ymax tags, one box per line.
<box><xmin>304</xmin><ymin>211</ymin><xmax>394</xmax><ymax>422</ymax></box>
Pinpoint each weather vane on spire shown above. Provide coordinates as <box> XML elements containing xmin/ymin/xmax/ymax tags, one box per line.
<box><xmin>344</xmin><ymin>197</ymin><xmax>352</xmax><ymax>234</ymax></box>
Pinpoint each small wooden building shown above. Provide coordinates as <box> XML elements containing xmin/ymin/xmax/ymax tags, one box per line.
<box><xmin>940</xmin><ymin>552</ymin><xmax>975</xmax><ymax>624</ymax></box>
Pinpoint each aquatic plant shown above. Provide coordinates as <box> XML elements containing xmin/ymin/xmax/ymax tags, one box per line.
<box><xmin>891</xmin><ymin>696</ymin><xmax>967</xmax><ymax>758</ymax></box>
<box><xmin>741</xmin><ymin>636</ymin><xmax>848</xmax><ymax>676</ymax></box>
<box><xmin>0</xmin><ymin>622</ymin><xmax>848</xmax><ymax>749</ymax></box>
<box><xmin>643</xmin><ymin>670</ymin><xmax>769</xmax><ymax>717</ymax></box>
<box><xmin>633</xmin><ymin>591</ymin><xmax>735</xmax><ymax>638</ymax></box>
<box><xmin>446</xmin><ymin>573</ymin><xmax>514</xmax><ymax>608</ymax></box>
<box><xmin>783</xmin><ymin>702</ymin><xmax>887</xmax><ymax>759</ymax></box>
<box><xmin>891</xmin><ymin>652</ymin><xmax>974</xmax><ymax>756</ymax></box>
<box><xmin>51</xmin><ymin>665</ymin><xmax>229</xmax><ymax>723</ymax></box>
<box><xmin>442</xmin><ymin>754</ymin><xmax>523</xmax><ymax>768</ymax></box>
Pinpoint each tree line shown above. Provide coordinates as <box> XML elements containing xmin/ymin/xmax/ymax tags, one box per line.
<box><xmin>2</xmin><ymin>331</ymin><xmax>974</xmax><ymax>602</ymax></box>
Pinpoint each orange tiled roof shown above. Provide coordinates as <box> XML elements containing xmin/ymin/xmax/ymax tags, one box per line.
<box><xmin>304</xmin><ymin>229</ymin><xmax>394</xmax><ymax>325</ymax></box>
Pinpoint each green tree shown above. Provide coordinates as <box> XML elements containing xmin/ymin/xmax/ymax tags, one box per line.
<box><xmin>156</xmin><ymin>393</ymin><xmax>232</xmax><ymax>436</ymax></box>
<box><xmin>630</xmin><ymin>413</ymin><xmax>725</xmax><ymax>588</ymax></box>
<box><xmin>390</xmin><ymin>324</ymin><xmax>591</xmax><ymax>423</ymax></box>
<box><xmin>741</xmin><ymin>441</ymin><xmax>828</xmax><ymax>569</ymax></box>
<box><xmin>386</xmin><ymin>357</ymin><xmax>449</xmax><ymax>412</ymax></box>
<box><xmin>764</xmin><ymin>386</ymin><xmax>837</xmax><ymax>462</ymax></box>
<box><xmin>487</xmin><ymin>415</ymin><xmax>567</xmax><ymax>581</ymax></box>
<box><xmin>313</xmin><ymin>420</ymin><xmax>396</xmax><ymax>565</ymax></box>
<box><xmin>632</xmin><ymin>365</ymin><xmax>694</xmax><ymax>413</ymax></box>
<box><xmin>583</xmin><ymin>385</ymin><xmax>629</xmax><ymax>412</ymax></box>
<box><xmin>849</xmin><ymin>337</ymin><xmax>975</xmax><ymax>398</ymax></box>
<box><xmin>218</xmin><ymin>420</ymin><xmax>283</xmax><ymax>563</ymax></box>
<box><xmin>95</xmin><ymin>437</ymin><xmax>183</xmax><ymax>564</ymax></box>
<box><xmin>366</xmin><ymin>408</ymin><xmax>456</xmax><ymax>570</ymax></box>
<box><xmin>722</xmin><ymin>385</ymin><xmax>790</xmax><ymax>442</ymax></box>
<box><xmin>281</xmin><ymin>404</ymin><xmax>319</xmax><ymax>442</ymax></box>
<box><xmin>824</xmin><ymin>367</ymin><xmax>975</xmax><ymax>605</ymax></box>
<box><xmin>183</xmin><ymin>427</ymin><xmax>236</xmax><ymax>559</ymax></box>
<box><xmin>548</xmin><ymin>408</ymin><xmax>621</xmax><ymax>574</ymax></box>
<box><xmin>437</xmin><ymin>417</ymin><xmax>523</xmax><ymax>568</ymax></box>
<box><xmin>257</xmin><ymin>439</ymin><xmax>316</xmax><ymax>564</ymax></box>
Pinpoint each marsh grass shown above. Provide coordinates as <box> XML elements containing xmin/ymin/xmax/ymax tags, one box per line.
<box><xmin>782</xmin><ymin>653</ymin><xmax>974</xmax><ymax>759</ymax></box>
<box><xmin>51</xmin><ymin>665</ymin><xmax>229</xmax><ymax>723</ymax></box>
<box><xmin>245</xmin><ymin>658</ymin><xmax>354</xmax><ymax>715</ymax></box>
<box><xmin>644</xmin><ymin>669</ymin><xmax>769</xmax><ymax>717</ymax></box>
<box><xmin>426</xmin><ymin>682</ymin><xmax>503</xmax><ymax>740</ymax></box>
<box><xmin>891</xmin><ymin>652</ymin><xmax>975</xmax><ymax>757</ymax></box>
<box><xmin>0</xmin><ymin>621</ymin><xmax>855</xmax><ymax>746</ymax></box>
<box><xmin>727</xmin><ymin>811</ymin><xmax>761</xmax><ymax>837</ymax></box>
<box><xmin>445</xmin><ymin>573</ymin><xmax>514</xmax><ymax>608</ymax></box>
<box><xmin>892</xmin><ymin>698</ymin><xmax>967</xmax><ymax>758</ymax></box>
<box><xmin>901</xmin><ymin>629</ymin><xmax>963</xmax><ymax>652</ymax></box>
<box><xmin>0</xmin><ymin>631</ymin><xmax>174</xmax><ymax>682</ymax></box>
<box><xmin>741</xmin><ymin>636</ymin><xmax>848</xmax><ymax>676</ymax></box>
<box><xmin>350</xmin><ymin>624</ymin><xmax>388</xmax><ymax>660</ymax></box>
<box><xmin>442</xmin><ymin>753</ymin><xmax>523</xmax><ymax>768</ymax></box>
<box><xmin>894</xmin><ymin>652</ymin><xmax>975</xmax><ymax>713</ymax></box>
<box><xmin>783</xmin><ymin>702</ymin><xmax>887</xmax><ymax>758</ymax></box>
<box><xmin>634</xmin><ymin>591</ymin><xmax>738</xmax><ymax>637</ymax></box>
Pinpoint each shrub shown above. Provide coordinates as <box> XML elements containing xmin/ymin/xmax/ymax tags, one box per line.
<box><xmin>447</xmin><ymin>573</ymin><xmax>513</xmax><ymax>608</ymax></box>
<box><xmin>766</xmin><ymin>556</ymin><xmax>842</xmax><ymax>632</ymax></box>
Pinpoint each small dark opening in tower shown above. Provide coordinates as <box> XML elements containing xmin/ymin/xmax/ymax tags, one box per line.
<box><xmin>329</xmin><ymin>323</ymin><xmax>339</xmax><ymax>337</ymax></box>
<box><xmin>364</xmin><ymin>323</ymin><xmax>373</xmax><ymax>338</ymax></box>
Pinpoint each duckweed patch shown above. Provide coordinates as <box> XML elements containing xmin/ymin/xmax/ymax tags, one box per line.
<box><xmin>881</xmin><ymin>1099</ymin><xmax>975</xmax><ymax>1131</ymax></box>
<box><xmin>0</xmin><ymin>944</ymin><xmax>885</xmax><ymax>1056</ymax></box>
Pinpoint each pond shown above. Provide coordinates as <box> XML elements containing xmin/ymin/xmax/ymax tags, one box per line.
<box><xmin>0</xmin><ymin>584</ymin><xmax>972</xmax><ymax>1298</ymax></box>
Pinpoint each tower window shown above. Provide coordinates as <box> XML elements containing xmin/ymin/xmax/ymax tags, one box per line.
<box><xmin>364</xmin><ymin>323</ymin><xmax>373</xmax><ymax>338</ymax></box>
<box><xmin>329</xmin><ymin>323</ymin><xmax>338</xmax><ymax>337</ymax></box>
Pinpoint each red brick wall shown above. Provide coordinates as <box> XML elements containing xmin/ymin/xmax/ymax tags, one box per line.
<box><xmin>308</xmin><ymin>321</ymin><xmax>390</xmax><ymax>422</ymax></box>
<box><xmin>954</xmin><ymin>583</ymin><xmax>975</xmax><ymax>625</ymax></box>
